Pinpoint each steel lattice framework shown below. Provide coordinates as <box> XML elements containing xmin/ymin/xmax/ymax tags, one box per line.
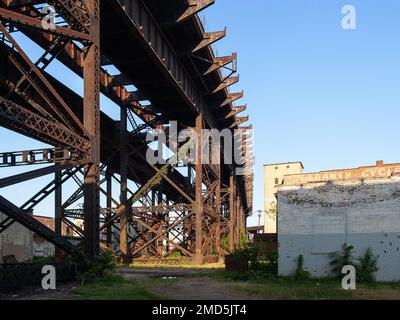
<box><xmin>0</xmin><ymin>0</ymin><xmax>254</xmax><ymax>264</ymax></box>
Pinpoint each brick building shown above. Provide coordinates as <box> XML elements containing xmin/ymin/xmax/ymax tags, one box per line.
<box><xmin>278</xmin><ymin>161</ymin><xmax>400</xmax><ymax>281</ymax></box>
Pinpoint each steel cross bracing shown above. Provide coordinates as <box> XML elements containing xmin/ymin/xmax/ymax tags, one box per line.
<box><xmin>0</xmin><ymin>0</ymin><xmax>253</xmax><ymax>263</ymax></box>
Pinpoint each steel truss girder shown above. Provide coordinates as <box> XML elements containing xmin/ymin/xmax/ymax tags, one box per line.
<box><xmin>0</xmin><ymin>7</ymin><xmax>91</xmax><ymax>42</ymax></box>
<box><xmin>114</xmin><ymin>0</ymin><xmax>217</xmax><ymax>128</ymax></box>
<box><xmin>0</xmin><ymin>96</ymin><xmax>90</xmax><ymax>156</ymax></box>
<box><xmin>47</xmin><ymin>0</ymin><xmax>91</xmax><ymax>33</ymax></box>
<box><xmin>0</xmin><ymin>147</ymin><xmax>70</xmax><ymax>168</ymax></box>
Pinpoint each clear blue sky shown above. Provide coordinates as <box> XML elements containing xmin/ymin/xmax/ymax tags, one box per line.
<box><xmin>1</xmin><ymin>1</ymin><xmax>400</xmax><ymax>228</ymax></box>
<box><xmin>204</xmin><ymin>0</ymin><xmax>400</xmax><ymax>226</ymax></box>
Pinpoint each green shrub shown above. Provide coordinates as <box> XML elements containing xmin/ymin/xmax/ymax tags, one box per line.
<box><xmin>253</xmin><ymin>252</ymin><xmax>278</xmax><ymax>274</ymax></box>
<box><xmin>221</xmin><ymin>235</ymin><xmax>230</xmax><ymax>252</ymax></box>
<box><xmin>294</xmin><ymin>255</ymin><xmax>311</xmax><ymax>280</ymax></box>
<box><xmin>79</xmin><ymin>252</ymin><xmax>116</xmax><ymax>285</ymax></box>
<box><xmin>32</xmin><ymin>256</ymin><xmax>55</xmax><ymax>265</ymax></box>
<box><xmin>238</xmin><ymin>229</ymin><xmax>250</xmax><ymax>250</ymax></box>
<box><xmin>329</xmin><ymin>244</ymin><xmax>379</xmax><ymax>282</ymax></box>
<box><xmin>356</xmin><ymin>248</ymin><xmax>378</xmax><ymax>283</ymax></box>
<box><xmin>329</xmin><ymin>243</ymin><xmax>355</xmax><ymax>279</ymax></box>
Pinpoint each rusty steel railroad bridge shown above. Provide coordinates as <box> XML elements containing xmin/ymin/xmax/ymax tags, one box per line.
<box><xmin>0</xmin><ymin>0</ymin><xmax>253</xmax><ymax>263</ymax></box>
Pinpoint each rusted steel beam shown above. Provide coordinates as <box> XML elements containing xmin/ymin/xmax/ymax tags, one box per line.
<box><xmin>105</xmin><ymin>169</ymin><xmax>112</xmax><ymax>246</ymax></box>
<box><xmin>215</xmin><ymin>146</ymin><xmax>222</xmax><ymax>255</ymax></box>
<box><xmin>131</xmin><ymin>204</ymin><xmax>192</xmax><ymax>215</ymax></box>
<box><xmin>218</xmin><ymin>92</ymin><xmax>244</xmax><ymax>108</ymax></box>
<box><xmin>0</xmin><ymin>23</ymin><xmax>88</xmax><ymax>135</ymax></box>
<box><xmin>217</xmin><ymin>105</ymin><xmax>246</xmax><ymax>120</ymax></box>
<box><xmin>21</xmin><ymin>166</ymin><xmax>82</xmax><ymax>211</ymax></box>
<box><xmin>229</xmin><ymin>174</ymin><xmax>235</xmax><ymax>252</ymax></box>
<box><xmin>177</xmin><ymin>0</ymin><xmax>214</xmax><ymax>23</ymax></box>
<box><xmin>0</xmin><ymin>148</ymin><xmax>67</xmax><ymax>167</ymax></box>
<box><xmin>0</xmin><ymin>97</ymin><xmax>90</xmax><ymax>155</ymax></box>
<box><xmin>2</xmin><ymin>1</ymin><xmax>44</xmax><ymax>7</ymax></box>
<box><xmin>230</xmin><ymin>116</ymin><xmax>249</xmax><ymax>129</ymax></box>
<box><xmin>202</xmin><ymin>53</ymin><xmax>237</xmax><ymax>76</ymax></box>
<box><xmin>194</xmin><ymin>115</ymin><xmax>203</xmax><ymax>264</ymax></box>
<box><xmin>82</xmin><ymin>0</ymin><xmax>100</xmax><ymax>260</ymax></box>
<box><xmin>114</xmin><ymin>0</ymin><xmax>217</xmax><ymax>128</ymax></box>
<box><xmin>0</xmin><ymin>7</ymin><xmax>91</xmax><ymax>42</ymax></box>
<box><xmin>193</xmin><ymin>29</ymin><xmax>226</xmax><ymax>53</ymax></box>
<box><xmin>130</xmin><ymin>212</ymin><xmax>194</xmax><ymax>257</ymax></box>
<box><xmin>54</xmin><ymin>170</ymin><xmax>62</xmax><ymax>256</ymax></box>
<box><xmin>119</xmin><ymin>99</ymin><xmax>129</xmax><ymax>262</ymax></box>
<box><xmin>46</xmin><ymin>0</ymin><xmax>91</xmax><ymax>33</ymax></box>
<box><xmin>0</xmin><ymin>161</ymin><xmax>82</xmax><ymax>188</ymax></box>
<box><xmin>211</xmin><ymin>76</ymin><xmax>239</xmax><ymax>94</ymax></box>
<box><xmin>4</xmin><ymin>5</ymin><xmax>155</xmax><ymax>125</ymax></box>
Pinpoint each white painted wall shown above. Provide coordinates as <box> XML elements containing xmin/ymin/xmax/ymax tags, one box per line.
<box><xmin>278</xmin><ymin>174</ymin><xmax>400</xmax><ymax>281</ymax></box>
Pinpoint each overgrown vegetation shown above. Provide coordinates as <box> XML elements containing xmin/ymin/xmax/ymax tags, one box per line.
<box><xmin>32</xmin><ymin>256</ymin><xmax>56</xmax><ymax>265</ymax></box>
<box><xmin>356</xmin><ymin>248</ymin><xmax>379</xmax><ymax>283</ymax></box>
<box><xmin>72</xmin><ymin>274</ymin><xmax>163</xmax><ymax>300</ymax></box>
<box><xmin>294</xmin><ymin>255</ymin><xmax>311</xmax><ymax>280</ymax></box>
<box><xmin>329</xmin><ymin>244</ymin><xmax>379</xmax><ymax>283</ymax></box>
<box><xmin>78</xmin><ymin>252</ymin><xmax>116</xmax><ymax>285</ymax></box>
<box><xmin>330</xmin><ymin>243</ymin><xmax>355</xmax><ymax>278</ymax></box>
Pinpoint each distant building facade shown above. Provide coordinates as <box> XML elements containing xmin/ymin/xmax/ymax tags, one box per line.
<box><xmin>0</xmin><ymin>212</ymin><xmax>33</xmax><ymax>263</ymax></box>
<box><xmin>264</xmin><ymin>162</ymin><xmax>304</xmax><ymax>233</ymax></box>
<box><xmin>278</xmin><ymin>161</ymin><xmax>400</xmax><ymax>281</ymax></box>
<box><xmin>32</xmin><ymin>215</ymin><xmax>73</xmax><ymax>257</ymax></box>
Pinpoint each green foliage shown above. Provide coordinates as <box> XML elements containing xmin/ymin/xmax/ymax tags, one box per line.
<box><xmin>329</xmin><ymin>244</ymin><xmax>379</xmax><ymax>283</ymax></box>
<box><xmin>32</xmin><ymin>256</ymin><xmax>55</xmax><ymax>265</ymax></box>
<box><xmin>221</xmin><ymin>235</ymin><xmax>230</xmax><ymax>252</ymax></box>
<box><xmin>329</xmin><ymin>243</ymin><xmax>355</xmax><ymax>278</ymax></box>
<box><xmin>79</xmin><ymin>252</ymin><xmax>116</xmax><ymax>285</ymax></box>
<box><xmin>252</xmin><ymin>252</ymin><xmax>278</xmax><ymax>274</ymax></box>
<box><xmin>231</xmin><ymin>245</ymin><xmax>258</xmax><ymax>265</ymax></box>
<box><xmin>356</xmin><ymin>248</ymin><xmax>378</xmax><ymax>283</ymax></box>
<box><xmin>294</xmin><ymin>255</ymin><xmax>311</xmax><ymax>280</ymax></box>
<box><xmin>238</xmin><ymin>229</ymin><xmax>250</xmax><ymax>250</ymax></box>
<box><xmin>167</xmin><ymin>251</ymin><xmax>182</xmax><ymax>258</ymax></box>
<box><xmin>73</xmin><ymin>274</ymin><xmax>163</xmax><ymax>300</ymax></box>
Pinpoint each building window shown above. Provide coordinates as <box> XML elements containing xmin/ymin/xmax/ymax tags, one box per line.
<box><xmin>275</xmin><ymin>166</ymin><xmax>278</xmax><ymax>170</ymax></box>
<box><xmin>287</xmin><ymin>165</ymin><xmax>290</xmax><ymax>169</ymax></box>
<box><xmin>275</xmin><ymin>178</ymin><xmax>279</xmax><ymax>185</ymax></box>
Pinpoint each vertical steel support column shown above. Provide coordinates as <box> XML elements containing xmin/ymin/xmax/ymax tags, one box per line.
<box><xmin>83</xmin><ymin>0</ymin><xmax>101</xmax><ymax>260</ymax></box>
<box><xmin>236</xmin><ymin>194</ymin><xmax>241</xmax><ymax>248</ymax></box>
<box><xmin>106</xmin><ymin>169</ymin><xmax>112</xmax><ymax>246</ymax></box>
<box><xmin>229</xmin><ymin>175</ymin><xmax>235</xmax><ymax>252</ymax></box>
<box><xmin>157</xmin><ymin>183</ymin><xmax>163</xmax><ymax>257</ymax></box>
<box><xmin>55</xmin><ymin>171</ymin><xmax>62</xmax><ymax>256</ymax></box>
<box><xmin>215</xmin><ymin>146</ymin><xmax>221</xmax><ymax>256</ymax></box>
<box><xmin>194</xmin><ymin>115</ymin><xmax>203</xmax><ymax>264</ymax></box>
<box><xmin>119</xmin><ymin>97</ymin><xmax>129</xmax><ymax>262</ymax></box>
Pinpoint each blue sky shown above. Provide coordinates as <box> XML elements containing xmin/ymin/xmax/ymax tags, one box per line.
<box><xmin>204</xmin><ymin>0</ymin><xmax>400</xmax><ymax>226</ymax></box>
<box><xmin>1</xmin><ymin>1</ymin><xmax>400</xmax><ymax>227</ymax></box>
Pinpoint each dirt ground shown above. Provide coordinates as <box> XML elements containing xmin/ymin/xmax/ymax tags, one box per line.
<box><xmin>119</xmin><ymin>267</ymin><xmax>257</xmax><ymax>300</ymax></box>
<box><xmin>0</xmin><ymin>267</ymin><xmax>255</xmax><ymax>300</ymax></box>
<box><xmin>0</xmin><ymin>283</ymin><xmax>80</xmax><ymax>300</ymax></box>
